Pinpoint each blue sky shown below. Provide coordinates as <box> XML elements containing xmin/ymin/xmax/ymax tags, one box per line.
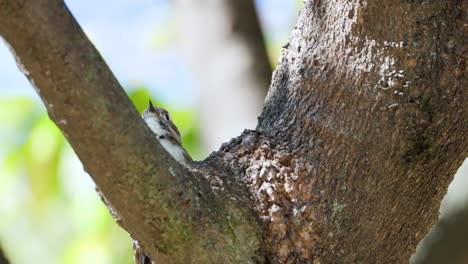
<box><xmin>0</xmin><ymin>0</ymin><xmax>299</xmax><ymax>106</ymax></box>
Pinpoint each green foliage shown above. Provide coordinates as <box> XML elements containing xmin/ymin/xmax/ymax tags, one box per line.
<box><xmin>25</xmin><ymin>115</ymin><xmax>65</xmax><ymax>201</ymax></box>
<box><xmin>128</xmin><ymin>87</ymin><xmax>153</xmax><ymax>113</ymax></box>
<box><xmin>0</xmin><ymin>87</ymin><xmax>202</xmax><ymax>263</ymax></box>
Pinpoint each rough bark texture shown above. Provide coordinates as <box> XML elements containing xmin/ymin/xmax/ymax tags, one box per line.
<box><xmin>254</xmin><ymin>1</ymin><xmax>466</xmax><ymax>262</ymax></box>
<box><xmin>0</xmin><ymin>1</ymin><xmax>263</xmax><ymax>263</ymax></box>
<box><xmin>199</xmin><ymin>0</ymin><xmax>467</xmax><ymax>263</ymax></box>
<box><xmin>412</xmin><ymin>160</ymin><xmax>468</xmax><ymax>263</ymax></box>
<box><xmin>0</xmin><ymin>0</ymin><xmax>466</xmax><ymax>263</ymax></box>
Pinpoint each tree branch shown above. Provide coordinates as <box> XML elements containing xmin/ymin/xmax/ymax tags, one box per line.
<box><xmin>413</xmin><ymin>204</ymin><xmax>468</xmax><ymax>264</ymax></box>
<box><xmin>0</xmin><ymin>0</ymin><xmax>263</xmax><ymax>262</ymax></box>
<box><xmin>200</xmin><ymin>1</ymin><xmax>467</xmax><ymax>263</ymax></box>
<box><xmin>251</xmin><ymin>1</ymin><xmax>467</xmax><ymax>262</ymax></box>
<box><xmin>1</xmin><ymin>0</ymin><xmax>466</xmax><ymax>263</ymax></box>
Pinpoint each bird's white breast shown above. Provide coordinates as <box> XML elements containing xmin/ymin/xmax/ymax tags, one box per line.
<box><xmin>159</xmin><ymin>138</ymin><xmax>187</xmax><ymax>163</ymax></box>
<box><xmin>143</xmin><ymin>116</ymin><xmax>186</xmax><ymax>163</ymax></box>
<box><xmin>144</xmin><ymin>117</ymin><xmax>166</xmax><ymax>137</ymax></box>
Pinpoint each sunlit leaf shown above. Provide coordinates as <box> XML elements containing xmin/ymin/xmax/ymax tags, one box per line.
<box><xmin>128</xmin><ymin>87</ymin><xmax>154</xmax><ymax>113</ymax></box>
<box><xmin>26</xmin><ymin>116</ymin><xmax>65</xmax><ymax>201</ymax></box>
<box><xmin>0</xmin><ymin>97</ymin><xmax>40</xmax><ymax>163</ymax></box>
<box><xmin>62</xmin><ymin>237</ymin><xmax>110</xmax><ymax>264</ymax></box>
<box><xmin>182</xmin><ymin>125</ymin><xmax>203</xmax><ymax>161</ymax></box>
<box><xmin>0</xmin><ymin>97</ymin><xmax>35</xmax><ymax>125</ymax></box>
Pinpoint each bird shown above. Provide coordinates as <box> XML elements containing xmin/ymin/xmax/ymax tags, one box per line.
<box><xmin>141</xmin><ymin>99</ymin><xmax>192</xmax><ymax>164</ymax></box>
<box><xmin>133</xmin><ymin>99</ymin><xmax>193</xmax><ymax>264</ymax></box>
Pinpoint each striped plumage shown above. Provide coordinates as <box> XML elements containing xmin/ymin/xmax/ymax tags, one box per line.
<box><xmin>141</xmin><ymin>100</ymin><xmax>192</xmax><ymax>164</ymax></box>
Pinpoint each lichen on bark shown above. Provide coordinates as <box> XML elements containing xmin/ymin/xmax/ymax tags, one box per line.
<box><xmin>0</xmin><ymin>0</ymin><xmax>466</xmax><ymax>263</ymax></box>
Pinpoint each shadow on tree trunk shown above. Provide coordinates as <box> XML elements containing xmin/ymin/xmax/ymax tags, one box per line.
<box><xmin>412</xmin><ymin>202</ymin><xmax>468</xmax><ymax>264</ymax></box>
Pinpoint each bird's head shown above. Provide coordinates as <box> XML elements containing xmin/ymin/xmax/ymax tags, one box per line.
<box><xmin>141</xmin><ymin>100</ymin><xmax>181</xmax><ymax>142</ymax></box>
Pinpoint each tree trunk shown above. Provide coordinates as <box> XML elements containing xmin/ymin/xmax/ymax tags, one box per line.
<box><xmin>0</xmin><ymin>1</ymin><xmax>263</xmax><ymax>263</ymax></box>
<box><xmin>245</xmin><ymin>1</ymin><xmax>466</xmax><ymax>262</ymax></box>
<box><xmin>0</xmin><ymin>0</ymin><xmax>466</xmax><ymax>263</ymax></box>
<box><xmin>412</xmin><ymin>159</ymin><xmax>468</xmax><ymax>263</ymax></box>
<box><xmin>412</xmin><ymin>203</ymin><xmax>468</xmax><ymax>264</ymax></box>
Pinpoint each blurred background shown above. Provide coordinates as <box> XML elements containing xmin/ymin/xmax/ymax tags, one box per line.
<box><xmin>0</xmin><ymin>1</ymin><xmax>465</xmax><ymax>263</ymax></box>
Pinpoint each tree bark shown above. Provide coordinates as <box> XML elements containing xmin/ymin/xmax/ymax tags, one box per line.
<box><xmin>412</xmin><ymin>203</ymin><xmax>468</xmax><ymax>264</ymax></box>
<box><xmin>412</xmin><ymin>159</ymin><xmax>468</xmax><ymax>263</ymax></box>
<box><xmin>248</xmin><ymin>1</ymin><xmax>466</xmax><ymax>262</ymax></box>
<box><xmin>0</xmin><ymin>0</ymin><xmax>466</xmax><ymax>264</ymax></box>
<box><xmin>0</xmin><ymin>1</ymin><xmax>263</xmax><ymax>263</ymax></box>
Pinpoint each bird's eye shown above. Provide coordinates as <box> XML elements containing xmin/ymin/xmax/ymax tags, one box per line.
<box><xmin>164</xmin><ymin>113</ymin><xmax>171</xmax><ymax>121</ymax></box>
